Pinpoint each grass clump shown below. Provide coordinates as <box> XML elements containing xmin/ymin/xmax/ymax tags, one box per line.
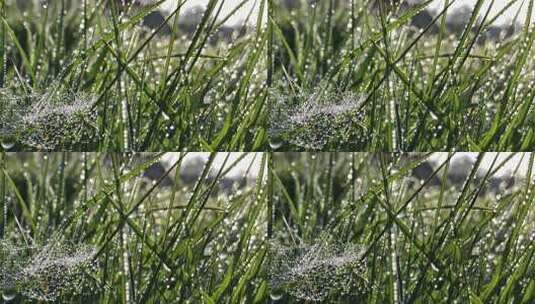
<box><xmin>270</xmin><ymin>0</ymin><xmax>535</xmax><ymax>151</ymax></box>
<box><xmin>1</xmin><ymin>0</ymin><xmax>269</xmax><ymax>151</ymax></box>
<box><xmin>0</xmin><ymin>152</ymin><xmax>268</xmax><ymax>303</ymax></box>
<box><xmin>270</xmin><ymin>152</ymin><xmax>535</xmax><ymax>303</ymax></box>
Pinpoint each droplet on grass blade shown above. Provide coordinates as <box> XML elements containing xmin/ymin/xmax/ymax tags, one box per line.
<box><xmin>117</xmin><ymin>0</ymin><xmax>154</xmax><ymax>6</ymax></box>
<box><xmin>269</xmin><ymin>290</ymin><xmax>284</xmax><ymax>301</ymax></box>
<box><xmin>1</xmin><ymin>139</ymin><xmax>15</xmax><ymax>151</ymax></box>
<box><xmin>1</xmin><ymin>291</ymin><xmax>16</xmax><ymax>302</ymax></box>
<box><xmin>268</xmin><ymin>131</ymin><xmax>284</xmax><ymax>151</ymax></box>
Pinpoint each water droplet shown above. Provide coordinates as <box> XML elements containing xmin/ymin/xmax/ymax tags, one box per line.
<box><xmin>269</xmin><ymin>132</ymin><xmax>284</xmax><ymax>150</ymax></box>
<box><xmin>1</xmin><ymin>139</ymin><xmax>15</xmax><ymax>151</ymax></box>
<box><xmin>269</xmin><ymin>139</ymin><xmax>283</xmax><ymax>151</ymax></box>
<box><xmin>269</xmin><ymin>290</ymin><xmax>284</xmax><ymax>301</ymax></box>
<box><xmin>2</xmin><ymin>291</ymin><xmax>16</xmax><ymax>302</ymax></box>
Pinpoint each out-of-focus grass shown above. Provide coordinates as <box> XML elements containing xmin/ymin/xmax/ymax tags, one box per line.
<box><xmin>0</xmin><ymin>0</ymin><xmax>269</xmax><ymax>151</ymax></box>
<box><xmin>0</xmin><ymin>152</ymin><xmax>268</xmax><ymax>303</ymax></box>
<box><xmin>270</xmin><ymin>152</ymin><xmax>535</xmax><ymax>303</ymax></box>
<box><xmin>270</xmin><ymin>0</ymin><xmax>535</xmax><ymax>151</ymax></box>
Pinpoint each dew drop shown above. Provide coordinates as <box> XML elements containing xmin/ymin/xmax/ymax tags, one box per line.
<box><xmin>1</xmin><ymin>139</ymin><xmax>15</xmax><ymax>151</ymax></box>
<box><xmin>162</xmin><ymin>112</ymin><xmax>170</xmax><ymax>121</ymax></box>
<box><xmin>269</xmin><ymin>140</ymin><xmax>283</xmax><ymax>151</ymax></box>
<box><xmin>2</xmin><ymin>291</ymin><xmax>16</xmax><ymax>302</ymax></box>
<box><xmin>269</xmin><ymin>290</ymin><xmax>284</xmax><ymax>301</ymax></box>
<box><xmin>269</xmin><ymin>132</ymin><xmax>283</xmax><ymax>151</ymax></box>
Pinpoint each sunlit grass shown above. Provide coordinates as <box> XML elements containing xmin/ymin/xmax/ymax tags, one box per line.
<box><xmin>0</xmin><ymin>0</ymin><xmax>269</xmax><ymax>151</ymax></box>
<box><xmin>270</xmin><ymin>0</ymin><xmax>535</xmax><ymax>151</ymax></box>
<box><xmin>0</xmin><ymin>152</ymin><xmax>268</xmax><ymax>302</ymax></box>
<box><xmin>270</xmin><ymin>152</ymin><xmax>535</xmax><ymax>303</ymax></box>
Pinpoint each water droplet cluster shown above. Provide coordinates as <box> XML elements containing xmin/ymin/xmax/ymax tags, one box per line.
<box><xmin>0</xmin><ymin>86</ymin><xmax>98</xmax><ymax>150</ymax></box>
<box><xmin>270</xmin><ymin>87</ymin><xmax>368</xmax><ymax>150</ymax></box>
<box><xmin>0</xmin><ymin>234</ymin><xmax>97</xmax><ymax>302</ymax></box>
<box><xmin>268</xmin><ymin>234</ymin><xmax>369</xmax><ymax>302</ymax></box>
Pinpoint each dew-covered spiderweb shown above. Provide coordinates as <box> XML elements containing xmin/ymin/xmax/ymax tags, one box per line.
<box><xmin>0</xmin><ymin>235</ymin><xmax>97</xmax><ymax>302</ymax></box>
<box><xmin>268</xmin><ymin>234</ymin><xmax>369</xmax><ymax>302</ymax></box>
<box><xmin>0</xmin><ymin>87</ymin><xmax>97</xmax><ymax>150</ymax></box>
<box><xmin>269</xmin><ymin>88</ymin><xmax>367</xmax><ymax>150</ymax></box>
